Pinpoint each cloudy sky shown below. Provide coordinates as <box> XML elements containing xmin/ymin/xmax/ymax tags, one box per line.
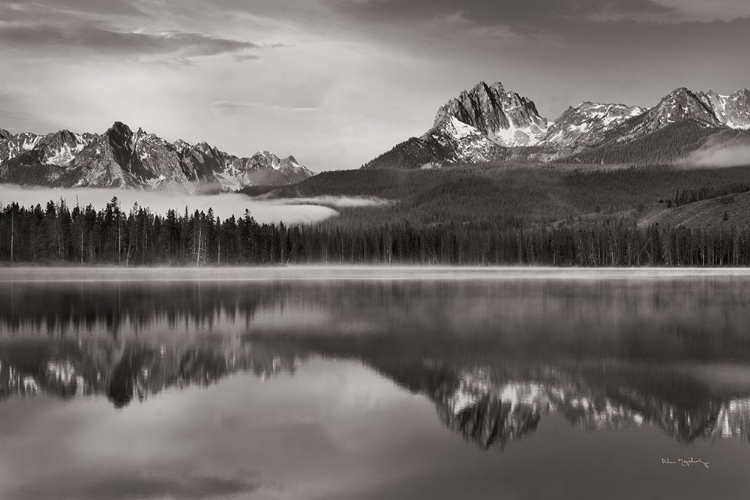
<box><xmin>1</xmin><ymin>0</ymin><xmax>749</xmax><ymax>171</ymax></box>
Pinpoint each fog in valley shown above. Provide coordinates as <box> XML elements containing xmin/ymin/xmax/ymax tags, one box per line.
<box><xmin>0</xmin><ymin>185</ymin><xmax>390</xmax><ymax>225</ymax></box>
<box><xmin>678</xmin><ymin>142</ymin><xmax>750</xmax><ymax>169</ymax></box>
<box><xmin>266</xmin><ymin>196</ymin><xmax>392</xmax><ymax>208</ymax></box>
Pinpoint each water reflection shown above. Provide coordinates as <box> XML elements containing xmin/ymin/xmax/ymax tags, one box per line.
<box><xmin>2</xmin><ymin>272</ymin><xmax>750</xmax><ymax>452</ymax></box>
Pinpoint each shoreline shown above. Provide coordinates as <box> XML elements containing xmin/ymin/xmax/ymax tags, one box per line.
<box><xmin>4</xmin><ymin>265</ymin><xmax>750</xmax><ymax>282</ymax></box>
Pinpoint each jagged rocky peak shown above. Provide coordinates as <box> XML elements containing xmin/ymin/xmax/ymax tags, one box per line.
<box><xmin>0</xmin><ymin>120</ymin><xmax>314</xmax><ymax>190</ymax></box>
<box><xmin>194</xmin><ymin>141</ymin><xmax>214</xmax><ymax>154</ymax></box>
<box><xmin>364</xmin><ymin>80</ymin><xmax>750</xmax><ymax>169</ymax></box>
<box><xmin>250</xmin><ymin>150</ymin><xmax>284</xmax><ymax>170</ymax></box>
<box><xmin>107</xmin><ymin>121</ymin><xmax>134</xmax><ymax>141</ymax></box>
<box><xmin>543</xmin><ymin>101</ymin><xmax>646</xmax><ymax>147</ymax></box>
<box><xmin>700</xmin><ymin>90</ymin><xmax>729</xmax><ymax>122</ymax></box>
<box><xmin>0</xmin><ymin>128</ymin><xmax>13</xmax><ymax>141</ymax></box>
<box><xmin>173</xmin><ymin>139</ymin><xmax>191</xmax><ymax>151</ymax></box>
<box><xmin>432</xmin><ymin>81</ymin><xmax>548</xmax><ymax>147</ymax></box>
<box><xmin>36</xmin><ymin>129</ymin><xmax>96</xmax><ymax>166</ymax></box>
<box><xmin>0</xmin><ymin>132</ymin><xmax>42</xmax><ymax>163</ymax></box>
<box><xmin>637</xmin><ymin>87</ymin><xmax>750</xmax><ymax>131</ymax></box>
<box><xmin>573</xmin><ymin>101</ymin><xmax>645</xmax><ymax>122</ymax></box>
<box><xmin>722</xmin><ymin>88</ymin><xmax>750</xmax><ymax>129</ymax></box>
<box><xmin>133</xmin><ymin>126</ymin><xmax>151</xmax><ymax>144</ymax></box>
<box><xmin>650</xmin><ymin>87</ymin><xmax>722</xmax><ymax>128</ymax></box>
<box><xmin>245</xmin><ymin>151</ymin><xmax>311</xmax><ymax>175</ymax></box>
<box><xmin>603</xmin><ymin>87</ymin><xmax>727</xmax><ymax>143</ymax></box>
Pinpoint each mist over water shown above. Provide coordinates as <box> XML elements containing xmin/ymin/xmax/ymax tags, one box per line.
<box><xmin>0</xmin><ymin>185</ymin><xmax>340</xmax><ymax>224</ymax></box>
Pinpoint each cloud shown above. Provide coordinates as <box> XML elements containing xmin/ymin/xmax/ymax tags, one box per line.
<box><xmin>0</xmin><ymin>0</ymin><xmax>146</xmax><ymax>18</ymax></box>
<box><xmin>0</xmin><ymin>23</ymin><xmax>264</xmax><ymax>60</ymax></box>
<box><xmin>260</xmin><ymin>42</ymin><xmax>295</xmax><ymax>49</ymax></box>
<box><xmin>212</xmin><ymin>101</ymin><xmax>318</xmax><ymax>116</ymax></box>
<box><xmin>326</xmin><ymin>0</ymin><xmax>677</xmax><ymax>30</ymax></box>
<box><xmin>233</xmin><ymin>53</ymin><xmax>261</xmax><ymax>62</ymax></box>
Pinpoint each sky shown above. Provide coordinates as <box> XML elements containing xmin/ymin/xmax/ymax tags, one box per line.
<box><xmin>1</xmin><ymin>0</ymin><xmax>749</xmax><ymax>172</ymax></box>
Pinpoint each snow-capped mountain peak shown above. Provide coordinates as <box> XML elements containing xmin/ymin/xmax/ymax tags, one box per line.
<box><xmin>0</xmin><ymin>121</ymin><xmax>314</xmax><ymax>190</ymax></box>
<box><xmin>720</xmin><ymin>89</ymin><xmax>750</xmax><ymax>129</ymax></box>
<box><xmin>651</xmin><ymin>87</ymin><xmax>722</xmax><ymax>128</ymax></box>
<box><xmin>542</xmin><ymin>101</ymin><xmax>646</xmax><ymax>148</ymax></box>
<box><xmin>432</xmin><ymin>81</ymin><xmax>548</xmax><ymax>147</ymax></box>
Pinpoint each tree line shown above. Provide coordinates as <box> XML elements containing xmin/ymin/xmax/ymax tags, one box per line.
<box><xmin>566</xmin><ymin>120</ymin><xmax>721</xmax><ymax>165</ymax></box>
<box><xmin>672</xmin><ymin>183</ymin><xmax>750</xmax><ymax>207</ymax></box>
<box><xmin>1</xmin><ymin>198</ymin><xmax>750</xmax><ymax>266</ymax></box>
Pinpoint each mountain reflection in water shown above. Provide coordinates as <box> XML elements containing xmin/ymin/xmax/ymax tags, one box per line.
<box><xmin>2</xmin><ymin>273</ymin><xmax>750</xmax><ymax>452</ymax></box>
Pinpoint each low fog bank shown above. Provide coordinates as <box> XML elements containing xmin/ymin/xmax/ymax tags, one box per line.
<box><xmin>677</xmin><ymin>140</ymin><xmax>750</xmax><ymax>169</ymax></box>
<box><xmin>270</xmin><ymin>196</ymin><xmax>393</xmax><ymax>208</ymax></box>
<box><xmin>0</xmin><ymin>185</ymin><xmax>339</xmax><ymax>225</ymax></box>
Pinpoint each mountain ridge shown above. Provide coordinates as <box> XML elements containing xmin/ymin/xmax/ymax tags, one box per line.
<box><xmin>0</xmin><ymin>121</ymin><xmax>314</xmax><ymax>191</ymax></box>
<box><xmin>364</xmin><ymin>82</ymin><xmax>750</xmax><ymax>169</ymax></box>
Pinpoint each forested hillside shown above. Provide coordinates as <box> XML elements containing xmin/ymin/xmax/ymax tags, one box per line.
<box><xmin>3</xmin><ymin>162</ymin><xmax>750</xmax><ymax>266</ymax></box>
<box><xmin>563</xmin><ymin>120</ymin><xmax>750</xmax><ymax>165</ymax></box>
<box><xmin>244</xmin><ymin>163</ymin><xmax>750</xmax><ymax>227</ymax></box>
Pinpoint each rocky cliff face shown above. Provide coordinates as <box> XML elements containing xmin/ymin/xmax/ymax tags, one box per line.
<box><xmin>701</xmin><ymin>89</ymin><xmax>750</xmax><ymax>129</ymax></box>
<box><xmin>0</xmin><ymin>122</ymin><xmax>314</xmax><ymax>190</ymax></box>
<box><xmin>364</xmin><ymin>81</ymin><xmax>547</xmax><ymax>169</ymax></box>
<box><xmin>611</xmin><ymin>88</ymin><xmax>723</xmax><ymax>143</ymax></box>
<box><xmin>432</xmin><ymin>81</ymin><xmax>548</xmax><ymax>147</ymax></box>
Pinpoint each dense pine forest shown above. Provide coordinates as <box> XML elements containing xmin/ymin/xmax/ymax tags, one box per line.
<box><xmin>2</xmin><ymin>197</ymin><xmax>750</xmax><ymax>266</ymax></box>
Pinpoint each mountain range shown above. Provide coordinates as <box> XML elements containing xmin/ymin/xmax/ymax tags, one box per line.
<box><xmin>4</xmin><ymin>82</ymin><xmax>750</xmax><ymax>191</ymax></box>
<box><xmin>364</xmin><ymin>82</ymin><xmax>750</xmax><ymax>169</ymax></box>
<box><xmin>0</xmin><ymin>122</ymin><xmax>313</xmax><ymax>191</ymax></box>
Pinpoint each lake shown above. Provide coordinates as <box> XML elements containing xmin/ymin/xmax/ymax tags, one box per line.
<box><xmin>1</xmin><ymin>267</ymin><xmax>750</xmax><ymax>500</ymax></box>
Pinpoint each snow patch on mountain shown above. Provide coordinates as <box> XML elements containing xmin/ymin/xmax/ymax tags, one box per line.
<box><xmin>431</xmin><ymin>81</ymin><xmax>549</xmax><ymax>149</ymax></box>
<box><xmin>542</xmin><ymin>102</ymin><xmax>646</xmax><ymax>149</ymax></box>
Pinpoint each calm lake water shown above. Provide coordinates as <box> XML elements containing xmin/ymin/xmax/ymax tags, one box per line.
<box><xmin>2</xmin><ymin>267</ymin><xmax>750</xmax><ymax>500</ymax></box>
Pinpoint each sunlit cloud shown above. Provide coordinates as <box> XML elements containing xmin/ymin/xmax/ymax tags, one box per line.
<box><xmin>0</xmin><ymin>23</ymin><xmax>264</xmax><ymax>61</ymax></box>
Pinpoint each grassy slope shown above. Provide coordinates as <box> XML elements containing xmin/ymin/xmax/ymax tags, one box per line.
<box><xmin>244</xmin><ymin>163</ymin><xmax>750</xmax><ymax>228</ymax></box>
<box><xmin>638</xmin><ymin>191</ymin><xmax>750</xmax><ymax>229</ymax></box>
